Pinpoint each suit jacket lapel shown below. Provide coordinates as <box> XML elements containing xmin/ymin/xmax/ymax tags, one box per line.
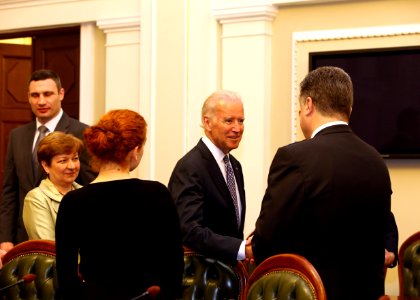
<box><xmin>55</xmin><ymin>112</ymin><xmax>71</xmax><ymax>132</ymax></box>
<box><xmin>196</xmin><ymin>139</ymin><xmax>246</xmax><ymax>231</ymax></box>
<box><xmin>196</xmin><ymin>140</ymin><xmax>233</xmax><ymax>201</ymax></box>
<box><xmin>22</xmin><ymin>122</ymin><xmax>38</xmax><ymax>186</ymax></box>
<box><xmin>230</xmin><ymin>158</ymin><xmax>245</xmax><ymax>210</ymax></box>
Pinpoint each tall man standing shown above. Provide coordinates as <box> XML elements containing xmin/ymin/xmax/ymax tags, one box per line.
<box><xmin>169</xmin><ymin>90</ymin><xmax>251</xmax><ymax>264</ymax></box>
<box><xmin>0</xmin><ymin>69</ymin><xmax>96</xmax><ymax>257</ymax></box>
<box><xmin>251</xmin><ymin>66</ymin><xmax>392</xmax><ymax>300</ymax></box>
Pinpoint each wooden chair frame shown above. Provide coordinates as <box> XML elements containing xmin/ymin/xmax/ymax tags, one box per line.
<box><xmin>2</xmin><ymin>239</ymin><xmax>56</xmax><ymax>265</ymax></box>
<box><xmin>0</xmin><ymin>239</ymin><xmax>57</xmax><ymax>300</ymax></box>
<box><xmin>398</xmin><ymin>231</ymin><xmax>420</xmax><ymax>297</ymax></box>
<box><xmin>244</xmin><ymin>253</ymin><xmax>327</xmax><ymax>300</ymax></box>
<box><xmin>182</xmin><ymin>247</ymin><xmax>248</xmax><ymax>299</ymax></box>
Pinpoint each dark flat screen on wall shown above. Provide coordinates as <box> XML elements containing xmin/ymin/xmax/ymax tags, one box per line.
<box><xmin>310</xmin><ymin>47</ymin><xmax>420</xmax><ymax>158</ymax></box>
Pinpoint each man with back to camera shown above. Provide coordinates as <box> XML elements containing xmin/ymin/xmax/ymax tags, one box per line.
<box><xmin>0</xmin><ymin>69</ymin><xmax>96</xmax><ymax>260</ymax></box>
<box><xmin>249</xmin><ymin>66</ymin><xmax>392</xmax><ymax>300</ymax></box>
<box><xmin>168</xmin><ymin>89</ymin><xmax>253</xmax><ymax>264</ymax></box>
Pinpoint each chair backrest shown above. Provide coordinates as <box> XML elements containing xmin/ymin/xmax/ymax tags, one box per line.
<box><xmin>398</xmin><ymin>231</ymin><xmax>420</xmax><ymax>297</ymax></box>
<box><xmin>244</xmin><ymin>253</ymin><xmax>327</xmax><ymax>300</ymax></box>
<box><xmin>0</xmin><ymin>239</ymin><xmax>58</xmax><ymax>300</ymax></box>
<box><xmin>182</xmin><ymin>247</ymin><xmax>248</xmax><ymax>300</ymax></box>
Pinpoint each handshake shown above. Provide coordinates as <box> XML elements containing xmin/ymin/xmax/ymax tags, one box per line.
<box><xmin>0</xmin><ymin>249</ymin><xmax>7</xmax><ymax>269</ymax></box>
<box><xmin>245</xmin><ymin>232</ymin><xmax>255</xmax><ymax>264</ymax></box>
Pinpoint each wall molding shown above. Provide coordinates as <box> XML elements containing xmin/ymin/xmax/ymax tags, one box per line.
<box><xmin>213</xmin><ymin>3</ymin><xmax>277</xmax><ymax>24</ymax></box>
<box><xmin>293</xmin><ymin>24</ymin><xmax>420</xmax><ymax>42</ymax></box>
<box><xmin>272</xmin><ymin>0</ymin><xmax>349</xmax><ymax>7</ymax></box>
<box><xmin>291</xmin><ymin>24</ymin><xmax>420</xmax><ymax>141</ymax></box>
<box><xmin>0</xmin><ymin>0</ymin><xmax>82</xmax><ymax>10</ymax></box>
<box><xmin>96</xmin><ymin>16</ymin><xmax>140</xmax><ymax>34</ymax></box>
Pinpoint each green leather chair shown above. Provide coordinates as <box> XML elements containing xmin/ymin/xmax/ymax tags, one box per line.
<box><xmin>0</xmin><ymin>240</ymin><xmax>58</xmax><ymax>300</ymax></box>
<box><xmin>182</xmin><ymin>248</ymin><xmax>248</xmax><ymax>300</ymax></box>
<box><xmin>398</xmin><ymin>231</ymin><xmax>420</xmax><ymax>297</ymax></box>
<box><xmin>244</xmin><ymin>253</ymin><xmax>326</xmax><ymax>300</ymax></box>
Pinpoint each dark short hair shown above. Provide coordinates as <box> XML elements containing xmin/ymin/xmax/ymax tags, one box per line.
<box><xmin>84</xmin><ymin>109</ymin><xmax>147</xmax><ymax>170</ymax></box>
<box><xmin>37</xmin><ymin>131</ymin><xmax>84</xmax><ymax>166</ymax></box>
<box><xmin>28</xmin><ymin>69</ymin><xmax>62</xmax><ymax>90</ymax></box>
<box><xmin>300</xmin><ymin>66</ymin><xmax>353</xmax><ymax>120</ymax></box>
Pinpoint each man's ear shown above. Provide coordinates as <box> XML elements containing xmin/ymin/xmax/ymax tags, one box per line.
<box><xmin>59</xmin><ymin>88</ymin><xmax>65</xmax><ymax>101</ymax></box>
<box><xmin>302</xmin><ymin>96</ymin><xmax>314</xmax><ymax>116</ymax></box>
<box><xmin>202</xmin><ymin>116</ymin><xmax>211</xmax><ymax>131</ymax></box>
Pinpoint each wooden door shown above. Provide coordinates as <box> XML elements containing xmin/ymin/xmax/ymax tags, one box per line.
<box><xmin>0</xmin><ymin>43</ymin><xmax>33</xmax><ymax>195</ymax></box>
<box><xmin>0</xmin><ymin>26</ymin><xmax>80</xmax><ymax>197</ymax></box>
<box><xmin>33</xmin><ymin>27</ymin><xmax>80</xmax><ymax>120</ymax></box>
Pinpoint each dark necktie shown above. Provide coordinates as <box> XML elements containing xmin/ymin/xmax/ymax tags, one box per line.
<box><xmin>33</xmin><ymin>125</ymin><xmax>48</xmax><ymax>175</ymax></box>
<box><xmin>223</xmin><ymin>155</ymin><xmax>240</xmax><ymax>228</ymax></box>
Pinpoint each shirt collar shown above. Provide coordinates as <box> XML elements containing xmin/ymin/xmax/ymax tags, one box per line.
<box><xmin>311</xmin><ymin>120</ymin><xmax>348</xmax><ymax>138</ymax></box>
<box><xmin>36</xmin><ymin>109</ymin><xmax>63</xmax><ymax>132</ymax></box>
<box><xmin>202</xmin><ymin>136</ymin><xmax>226</xmax><ymax>163</ymax></box>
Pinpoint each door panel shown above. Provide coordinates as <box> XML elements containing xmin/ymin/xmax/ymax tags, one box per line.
<box><xmin>33</xmin><ymin>27</ymin><xmax>80</xmax><ymax>120</ymax></box>
<box><xmin>0</xmin><ymin>43</ymin><xmax>32</xmax><ymax>193</ymax></box>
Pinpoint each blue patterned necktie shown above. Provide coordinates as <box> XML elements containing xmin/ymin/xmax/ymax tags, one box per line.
<box><xmin>223</xmin><ymin>155</ymin><xmax>240</xmax><ymax>228</ymax></box>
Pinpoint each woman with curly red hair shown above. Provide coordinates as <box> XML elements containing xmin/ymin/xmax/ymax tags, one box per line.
<box><xmin>55</xmin><ymin>109</ymin><xmax>184</xmax><ymax>300</ymax></box>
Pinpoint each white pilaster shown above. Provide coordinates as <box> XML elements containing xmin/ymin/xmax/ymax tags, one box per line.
<box><xmin>213</xmin><ymin>3</ymin><xmax>277</xmax><ymax>235</ymax></box>
<box><xmin>97</xmin><ymin>16</ymin><xmax>141</xmax><ymax>112</ymax></box>
<box><xmin>80</xmin><ymin>22</ymin><xmax>106</xmax><ymax>126</ymax></box>
<box><xmin>97</xmin><ymin>16</ymin><xmax>142</xmax><ymax>178</ymax></box>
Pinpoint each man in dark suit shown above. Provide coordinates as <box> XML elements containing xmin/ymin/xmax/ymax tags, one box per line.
<box><xmin>168</xmin><ymin>89</ymin><xmax>250</xmax><ymax>264</ymax></box>
<box><xmin>250</xmin><ymin>66</ymin><xmax>392</xmax><ymax>300</ymax></box>
<box><xmin>0</xmin><ymin>69</ymin><xmax>96</xmax><ymax>256</ymax></box>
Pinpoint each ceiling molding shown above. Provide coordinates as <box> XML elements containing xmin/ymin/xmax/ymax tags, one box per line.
<box><xmin>272</xmin><ymin>0</ymin><xmax>350</xmax><ymax>7</ymax></box>
<box><xmin>0</xmin><ymin>0</ymin><xmax>83</xmax><ymax>10</ymax></box>
<box><xmin>97</xmin><ymin>16</ymin><xmax>140</xmax><ymax>33</ymax></box>
<box><xmin>213</xmin><ymin>3</ymin><xmax>278</xmax><ymax>24</ymax></box>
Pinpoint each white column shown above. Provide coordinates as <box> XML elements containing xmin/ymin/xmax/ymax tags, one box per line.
<box><xmin>213</xmin><ymin>3</ymin><xmax>277</xmax><ymax>235</ymax></box>
<box><xmin>97</xmin><ymin>17</ymin><xmax>141</xmax><ymax>112</ymax></box>
<box><xmin>97</xmin><ymin>16</ymin><xmax>142</xmax><ymax>178</ymax></box>
<box><xmin>80</xmin><ymin>22</ymin><xmax>106</xmax><ymax>126</ymax></box>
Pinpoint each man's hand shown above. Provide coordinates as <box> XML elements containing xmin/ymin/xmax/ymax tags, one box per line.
<box><xmin>245</xmin><ymin>235</ymin><xmax>254</xmax><ymax>264</ymax></box>
<box><xmin>0</xmin><ymin>247</ymin><xmax>8</xmax><ymax>269</ymax></box>
<box><xmin>384</xmin><ymin>248</ymin><xmax>395</xmax><ymax>267</ymax></box>
<box><xmin>0</xmin><ymin>242</ymin><xmax>14</xmax><ymax>253</ymax></box>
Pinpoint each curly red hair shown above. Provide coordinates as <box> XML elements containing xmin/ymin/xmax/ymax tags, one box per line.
<box><xmin>84</xmin><ymin>109</ymin><xmax>147</xmax><ymax>171</ymax></box>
